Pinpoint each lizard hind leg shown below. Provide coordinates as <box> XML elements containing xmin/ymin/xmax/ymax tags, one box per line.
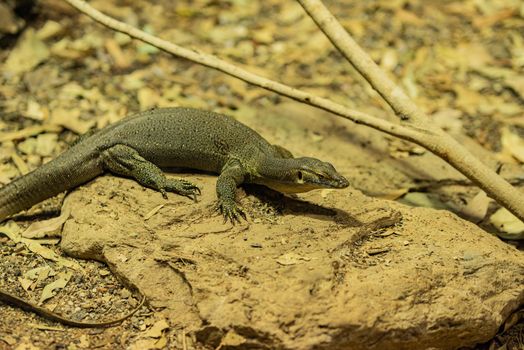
<box><xmin>101</xmin><ymin>144</ymin><xmax>201</xmax><ymax>200</ymax></box>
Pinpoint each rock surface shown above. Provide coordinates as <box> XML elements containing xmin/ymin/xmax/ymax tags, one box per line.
<box><xmin>61</xmin><ymin>174</ymin><xmax>524</xmax><ymax>350</ymax></box>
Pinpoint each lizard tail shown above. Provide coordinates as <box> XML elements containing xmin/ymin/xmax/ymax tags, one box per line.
<box><xmin>0</xmin><ymin>149</ymin><xmax>103</xmax><ymax>223</ymax></box>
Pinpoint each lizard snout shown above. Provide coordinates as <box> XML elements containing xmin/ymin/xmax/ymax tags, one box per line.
<box><xmin>333</xmin><ymin>173</ymin><xmax>349</xmax><ymax>188</ymax></box>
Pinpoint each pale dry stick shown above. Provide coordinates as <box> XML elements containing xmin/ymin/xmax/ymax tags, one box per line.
<box><xmin>297</xmin><ymin>0</ymin><xmax>524</xmax><ymax>224</ymax></box>
<box><xmin>63</xmin><ymin>0</ymin><xmax>414</xmax><ymax>140</ymax></box>
<box><xmin>62</xmin><ymin>0</ymin><xmax>524</xmax><ymax>226</ymax></box>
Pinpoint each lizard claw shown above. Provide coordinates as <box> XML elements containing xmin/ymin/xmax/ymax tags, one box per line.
<box><xmin>217</xmin><ymin>199</ymin><xmax>246</xmax><ymax>225</ymax></box>
<box><xmin>163</xmin><ymin>179</ymin><xmax>201</xmax><ymax>201</ymax></box>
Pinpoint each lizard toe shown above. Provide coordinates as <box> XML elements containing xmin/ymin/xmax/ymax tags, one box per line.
<box><xmin>164</xmin><ymin>179</ymin><xmax>201</xmax><ymax>200</ymax></box>
<box><xmin>217</xmin><ymin>200</ymin><xmax>246</xmax><ymax>224</ymax></box>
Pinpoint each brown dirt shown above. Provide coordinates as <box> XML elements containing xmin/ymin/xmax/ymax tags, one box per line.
<box><xmin>56</xmin><ymin>107</ymin><xmax>523</xmax><ymax>350</ymax></box>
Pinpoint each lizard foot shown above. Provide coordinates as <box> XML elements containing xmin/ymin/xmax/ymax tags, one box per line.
<box><xmin>162</xmin><ymin>178</ymin><xmax>201</xmax><ymax>201</ymax></box>
<box><xmin>217</xmin><ymin>199</ymin><xmax>246</xmax><ymax>224</ymax></box>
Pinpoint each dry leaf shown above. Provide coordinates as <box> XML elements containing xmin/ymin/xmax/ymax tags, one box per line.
<box><xmin>431</xmin><ymin>108</ymin><xmax>463</xmax><ymax>135</ymax></box>
<box><xmin>39</xmin><ymin>271</ymin><xmax>73</xmax><ymax>304</ymax></box>
<box><xmin>376</xmin><ymin>188</ymin><xmax>410</xmax><ymax>200</ymax></box>
<box><xmin>1</xmin><ymin>218</ymin><xmax>80</xmax><ymax>269</ymax></box>
<box><xmin>105</xmin><ymin>38</ymin><xmax>131</xmax><ymax>69</ymax></box>
<box><xmin>462</xmin><ymin>190</ymin><xmax>490</xmax><ymax>222</ymax></box>
<box><xmin>453</xmin><ymin>85</ymin><xmax>482</xmax><ymax>115</ymax></box>
<box><xmin>473</xmin><ymin>7</ymin><xmax>518</xmax><ymax>29</ymax></box>
<box><xmin>17</xmin><ymin>277</ymin><xmax>33</xmax><ymax>291</ymax></box>
<box><xmin>25</xmin><ymin>99</ymin><xmax>46</xmax><ymax>121</ymax></box>
<box><xmin>0</xmin><ymin>163</ymin><xmax>19</xmax><ymax>184</ymax></box>
<box><xmin>402</xmin><ymin>68</ymin><xmax>418</xmax><ymax>98</ymax></box>
<box><xmin>144</xmin><ymin>204</ymin><xmax>165</xmax><ymax>220</ymax></box>
<box><xmin>11</xmin><ymin>152</ymin><xmax>29</xmax><ymax>175</ymax></box>
<box><xmin>24</xmin><ymin>266</ymin><xmax>53</xmax><ymax>282</ymax></box>
<box><xmin>276</xmin><ymin>252</ymin><xmax>311</xmax><ymax>266</ymax></box>
<box><xmin>218</xmin><ymin>331</ymin><xmax>246</xmax><ymax>349</ymax></box>
<box><xmin>22</xmin><ymin>204</ymin><xmax>71</xmax><ymax>239</ymax></box>
<box><xmin>98</xmin><ymin>269</ymin><xmax>111</xmax><ymax>277</ymax></box>
<box><xmin>23</xmin><ymin>239</ymin><xmax>62</xmax><ymax>261</ymax></box>
<box><xmin>121</xmin><ymin>70</ymin><xmax>146</xmax><ymax>90</ymax></box>
<box><xmin>380</xmin><ymin>48</ymin><xmax>399</xmax><ymax>71</ymax></box>
<box><xmin>17</xmin><ymin>137</ymin><xmax>37</xmax><ymax>155</ymax></box>
<box><xmin>501</xmin><ymin>127</ymin><xmax>524</xmax><ymax>163</ymax></box>
<box><xmin>4</xmin><ymin>28</ymin><xmax>50</xmax><ymax>74</ymax></box>
<box><xmin>50</xmin><ymin>108</ymin><xmax>94</xmax><ymax>134</ymax></box>
<box><xmin>490</xmin><ymin>207</ymin><xmax>524</xmax><ymax>235</ymax></box>
<box><xmin>0</xmin><ymin>221</ymin><xmax>22</xmax><ymax>240</ymax></box>
<box><xmin>456</xmin><ymin>43</ymin><xmax>493</xmax><ymax>69</ymax></box>
<box><xmin>143</xmin><ymin>319</ymin><xmax>170</xmax><ymax>338</ymax></box>
<box><xmin>388</xmin><ymin>140</ymin><xmax>426</xmax><ymax>159</ymax></box>
<box><xmin>35</xmin><ymin>20</ymin><xmax>64</xmax><ymax>41</ymax></box>
<box><xmin>252</xmin><ymin>28</ymin><xmax>274</xmax><ymax>44</ymax></box>
<box><xmin>138</xmin><ymin>87</ymin><xmax>162</xmax><ymax>110</ymax></box>
<box><xmin>0</xmin><ymin>125</ymin><xmax>62</xmax><ymax>142</ymax></box>
<box><xmin>50</xmin><ymin>38</ymin><xmax>86</xmax><ymax>59</ymax></box>
<box><xmin>35</xmin><ymin>133</ymin><xmax>58</xmax><ymax>157</ymax></box>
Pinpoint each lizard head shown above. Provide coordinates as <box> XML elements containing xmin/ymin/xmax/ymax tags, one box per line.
<box><xmin>258</xmin><ymin>157</ymin><xmax>349</xmax><ymax>194</ymax></box>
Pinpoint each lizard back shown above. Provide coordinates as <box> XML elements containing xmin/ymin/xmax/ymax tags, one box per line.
<box><xmin>93</xmin><ymin>107</ymin><xmax>274</xmax><ymax>172</ymax></box>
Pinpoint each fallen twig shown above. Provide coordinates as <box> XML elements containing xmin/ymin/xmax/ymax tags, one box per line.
<box><xmin>0</xmin><ymin>289</ymin><xmax>145</xmax><ymax>328</ymax></box>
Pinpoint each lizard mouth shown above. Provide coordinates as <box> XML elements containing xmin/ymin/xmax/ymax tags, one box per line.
<box><xmin>311</xmin><ymin>174</ymin><xmax>349</xmax><ymax>189</ymax></box>
<box><xmin>302</xmin><ymin>169</ymin><xmax>349</xmax><ymax>189</ymax></box>
<box><xmin>259</xmin><ymin>174</ymin><xmax>349</xmax><ymax>194</ymax></box>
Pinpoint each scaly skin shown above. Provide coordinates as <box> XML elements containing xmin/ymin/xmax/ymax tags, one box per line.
<box><xmin>0</xmin><ymin>107</ymin><xmax>349</xmax><ymax>223</ymax></box>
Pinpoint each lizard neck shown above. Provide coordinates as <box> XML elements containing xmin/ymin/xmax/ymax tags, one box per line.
<box><xmin>256</xmin><ymin>156</ymin><xmax>298</xmax><ymax>180</ymax></box>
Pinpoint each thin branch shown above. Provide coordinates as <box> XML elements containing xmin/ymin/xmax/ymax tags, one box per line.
<box><xmin>297</xmin><ymin>0</ymin><xmax>524</xmax><ymax>225</ymax></box>
<box><xmin>296</xmin><ymin>0</ymin><xmax>427</xmax><ymax>124</ymax></box>
<box><xmin>62</xmin><ymin>0</ymin><xmax>421</xmax><ymax>142</ymax></box>
<box><xmin>62</xmin><ymin>0</ymin><xmax>524</xmax><ymax>228</ymax></box>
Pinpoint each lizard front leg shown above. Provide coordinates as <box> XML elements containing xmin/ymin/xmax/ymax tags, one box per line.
<box><xmin>216</xmin><ymin>159</ymin><xmax>246</xmax><ymax>224</ymax></box>
<box><xmin>101</xmin><ymin>144</ymin><xmax>201</xmax><ymax>200</ymax></box>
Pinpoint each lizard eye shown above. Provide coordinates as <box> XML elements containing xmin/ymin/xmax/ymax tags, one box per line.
<box><xmin>297</xmin><ymin>171</ymin><xmax>303</xmax><ymax>180</ymax></box>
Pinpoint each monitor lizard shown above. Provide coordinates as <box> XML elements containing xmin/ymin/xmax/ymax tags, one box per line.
<box><xmin>0</xmin><ymin>107</ymin><xmax>349</xmax><ymax>224</ymax></box>
<box><xmin>0</xmin><ymin>107</ymin><xmax>349</xmax><ymax>327</ymax></box>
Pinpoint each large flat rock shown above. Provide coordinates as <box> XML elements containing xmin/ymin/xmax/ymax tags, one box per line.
<box><xmin>61</xmin><ymin>175</ymin><xmax>524</xmax><ymax>350</ymax></box>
